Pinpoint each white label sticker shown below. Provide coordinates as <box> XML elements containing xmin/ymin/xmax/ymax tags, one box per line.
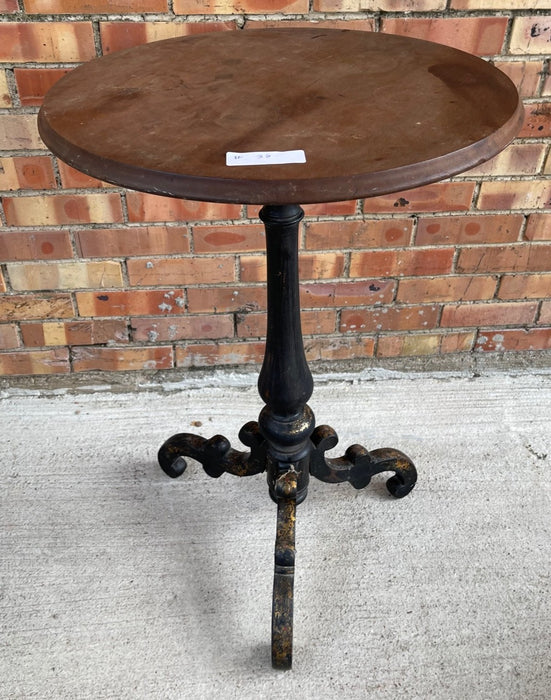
<box><xmin>226</xmin><ymin>150</ymin><xmax>306</xmax><ymax>166</ymax></box>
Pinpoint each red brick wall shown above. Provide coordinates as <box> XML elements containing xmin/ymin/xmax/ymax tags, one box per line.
<box><xmin>0</xmin><ymin>2</ymin><xmax>550</xmax><ymax>376</ymax></box>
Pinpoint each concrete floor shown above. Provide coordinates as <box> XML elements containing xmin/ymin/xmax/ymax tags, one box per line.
<box><xmin>1</xmin><ymin>366</ymin><xmax>550</xmax><ymax>699</ymax></box>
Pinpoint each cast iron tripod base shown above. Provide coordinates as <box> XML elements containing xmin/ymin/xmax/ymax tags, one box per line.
<box><xmin>158</xmin><ymin>204</ymin><xmax>417</xmax><ymax>669</ymax></box>
<box><xmin>158</xmin><ymin>419</ymin><xmax>416</xmax><ymax>669</ymax></box>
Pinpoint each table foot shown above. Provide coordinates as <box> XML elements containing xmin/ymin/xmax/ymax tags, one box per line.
<box><xmin>158</xmin><ymin>421</ymin><xmax>267</xmax><ymax>479</ymax></box>
<box><xmin>271</xmin><ymin>468</ymin><xmax>297</xmax><ymax>670</ymax></box>
<box><xmin>310</xmin><ymin>425</ymin><xmax>417</xmax><ymax>498</ymax></box>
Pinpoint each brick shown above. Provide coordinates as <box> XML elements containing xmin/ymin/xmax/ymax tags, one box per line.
<box><xmin>540</xmin><ymin>302</ymin><xmax>551</xmax><ymax>324</ymax></box>
<box><xmin>452</xmin><ymin>0</ymin><xmax>551</xmax><ymax>8</ymax></box>
<box><xmin>510</xmin><ymin>17</ymin><xmax>551</xmax><ymax>55</ymax></box>
<box><xmin>21</xmin><ymin>319</ymin><xmax>128</xmax><ymax>347</ymax></box>
<box><xmin>363</xmin><ymin>183</ymin><xmax>475</xmax><ymax>214</ymax></box>
<box><xmin>377</xmin><ymin>333</ymin><xmax>440</xmax><ymax>358</ymax></box>
<box><xmin>127</xmin><ymin>257</ymin><xmax>235</xmax><ymax>286</ymax></box>
<box><xmin>14</xmin><ymin>68</ymin><xmax>71</xmax><ymax>107</ymax></box>
<box><xmin>0</xmin><ymin>348</ymin><xmax>70</xmax><ymax>376</ymax></box>
<box><xmin>525</xmin><ymin>214</ymin><xmax>551</xmax><ymax>241</ymax></box>
<box><xmin>176</xmin><ymin>341</ymin><xmax>265</xmax><ymax>368</ymax></box>
<box><xmin>237</xmin><ymin>309</ymin><xmax>336</xmax><ymax>338</ymax></box>
<box><xmin>174</xmin><ymin>0</ymin><xmax>308</xmax><ymax>13</ymax></box>
<box><xmin>8</xmin><ymin>261</ymin><xmax>123</xmax><ymax>291</ymax></box>
<box><xmin>76</xmin><ymin>226</ymin><xmax>190</xmax><ymax>258</ymax></box>
<box><xmin>315</xmin><ymin>0</ymin><xmax>444</xmax><ymax>10</ymax></box>
<box><xmin>101</xmin><ymin>21</ymin><xmax>234</xmax><ymax>54</ymax></box>
<box><xmin>441</xmin><ymin>332</ymin><xmax>476</xmax><ymax>353</ymax></box>
<box><xmin>0</xmin><ymin>115</ymin><xmax>43</xmax><ymax>150</ymax></box>
<box><xmin>72</xmin><ymin>346</ymin><xmax>173</xmax><ymax>373</ymax></box>
<box><xmin>0</xmin><ymin>294</ymin><xmax>73</xmax><ymax>321</ymax></box>
<box><xmin>0</xmin><ymin>231</ymin><xmax>73</xmax><ymax>261</ymax></box>
<box><xmin>300</xmin><ymin>280</ymin><xmax>396</xmax><ymax>308</ymax></box>
<box><xmin>440</xmin><ymin>301</ymin><xmax>537</xmax><ymax>327</ymax></box>
<box><xmin>380</xmin><ymin>17</ymin><xmax>508</xmax><ymax>56</ymax></box>
<box><xmin>3</xmin><ymin>193</ymin><xmax>124</xmax><ymax>227</ymax></box>
<box><xmin>0</xmin><ymin>0</ymin><xmax>18</xmax><ymax>11</ymax></box>
<box><xmin>305</xmin><ymin>336</ymin><xmax>375</xmax><ymax>362</ymax></box>
<box><xmin>519</xmin><ymin>102</ymin><xmax>551</xmax><ymax>138</ymax></box>
<box><xmin>131</xmin><ymin>315</ymin><xmax>234</xmax><ymax>342</ymax></box>
<box><xmin>0</xmin><ymin>22</ymin><xmax>96</xmax><ymax>63</ymax></box>
<box><xmin>187</xmin><ymin>287</ymin><xmax>265</xmax><ymax>314</ymax></box>
<box><xmin>126</xmin><ymin>192</ymin><xmax>241</xmax><ymax>223</ymax></box>
<box><xmin>305</xmin><ymin>219</ymin><xmax>413</xmax><ymax>250</ymax></box>
<box><xmin>244</xmin><ymin>19</ymin><xmax>375</xmax><ymax>33</ymax></box>
<box><xmin>475</xmin><ymin>328</ymin><xmax>551</xmax><ymax>352</ymax></box>
<box><xmin>0</xmin><ymin>156</ymin><xmax>57</xmax><ymax>192</ymax></box>
<box><xmin>302</xmin><ymin>200</ymin><xmax>358</xmax><ymax>217</ymax></box>
<box><xmin>240</xmin><ymin>253</ymin><xmax>345</xmax><ymax>283</ymax></box>
<box><xmin>193</xmin><ymin>224</ymin><xmax>265</xmax><ymax>254</ymax></box>
<box><xmin>57</xmin><ymin>161</ymin><xmax>111</xmax><ymax>189</ymax></box>
<box><xmin>350</xmin><ymin>248</ymin><xmax>454</xmax><ymax>278</ymax></box>
<box><xmin>25</xmin><ymin>0</ymin><xmax>167</xmax><ymax>11</ymax></box>
<box><xmin>0</xmin><ymin>70</ymin><xmax>11</xmax><ymax>107</ymax></box>
<box><xmin>76</xmin><ymin>290</ymin><xmax>186</xmax><ymax>317</ymax></box>
<box><xmin>237</xmin><ymin>256</ymin><xmax>267</xmax><ymax>283</ymax></box>
<box><xmin>492</xmin><ymin>60</ymin><xmax>544</xmax><ymax>98</ymax></box>
<box><xmin>341</xmin><ymin>305</ymin><xmax>440</xmax><ymax>333</ymax></box>
<box><xmin>477</xmin><ymin>180</ymin><xmax>551</xmax><ymax>210</ymax></box>
<box><xmin>498</xmin><ymin>273</ymin><xmax>551</xmax><ymax>299</ymax></box>
<box><xmin>235</xmin><ymin>310</ymin><xmax>267</xmax><ymax>339</ymax></box>
<box><xmin>457</xmin><ymin>244</ymin><xmax>551</xmax><ymax>273</ymax></box>
<box><xmin>298</xmin><ymin>253</ymin><xmax>344</xmax><ymax>281</ymax></box>
<box><xmin>416</xmin><ymin>214</ymin><xmax>523</xmax><ymax>246</ymax></box>
<box><xmin>0</xmin><ymin>324</ymin><xmax>20</xmax><ymax>350</ymax></box>
<box><xmin>462</xmin><ymin>143</ymin><xmax>545</xmax><ymax>176</ymax></box>
<box><xmin>397</xmin><ymin>276</ymin><xmax>497</xmax><ymax>303</ymax></box>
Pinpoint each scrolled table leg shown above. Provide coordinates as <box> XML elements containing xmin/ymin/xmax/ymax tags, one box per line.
<box><xmin>271</xmin><ymin>467</ymin><xmax>298</xmax><ymax>670</ymax></box>
<box><xmin>309</xmin><ymin>425</ymin><xmax>417</xmax><ymax>498</ymax></box>
<box><xmin>158</xmin><ymin>420</ymin><xmax>267</xmax><ymax>479</ymax></box>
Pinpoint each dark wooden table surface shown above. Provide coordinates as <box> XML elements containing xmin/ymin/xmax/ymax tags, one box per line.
<box><xmin>38</xmin><ymin>28</ymin><xmax>523</xmax><ymax>205</ymax></box>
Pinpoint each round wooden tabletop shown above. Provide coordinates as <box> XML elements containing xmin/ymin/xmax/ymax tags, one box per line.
<box><xmin>38</xmin><ymin>28</ymin><xmax>523</xmax><ymax>205</ymax></box>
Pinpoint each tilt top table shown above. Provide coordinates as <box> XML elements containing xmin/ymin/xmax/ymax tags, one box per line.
<box><xmin>38</xmin><ymin>28</ymin><xmax>523</xmax><ymax>669</ymax></box>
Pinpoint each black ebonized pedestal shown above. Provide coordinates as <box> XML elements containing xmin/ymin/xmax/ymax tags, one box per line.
<box><xmin>158</xmin><ymin>204</ymin><xmax>417</xmax><ymax>669</ymax></box>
